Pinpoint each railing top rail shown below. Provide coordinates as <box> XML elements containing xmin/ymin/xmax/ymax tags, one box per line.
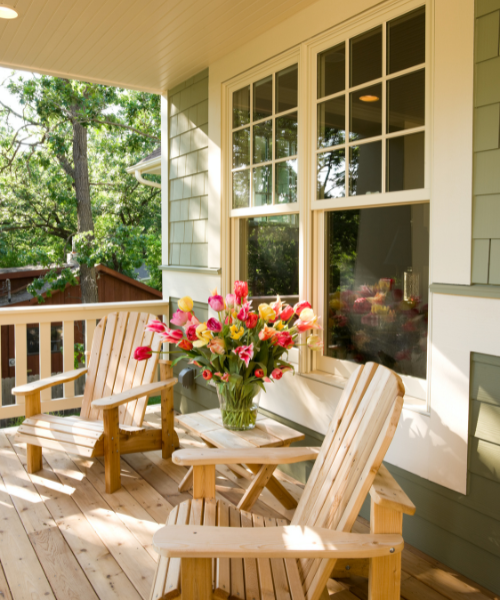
<box><xmin>0</xmin><ymin>299</ymin><xmax>169</xmax><ymax>325</ymax></box>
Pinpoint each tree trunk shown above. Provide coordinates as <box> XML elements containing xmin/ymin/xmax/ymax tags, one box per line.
<box><xmin>73</xmin><ymin>119</ymin><xmax>99</xmax><ymax>304</ymax></box>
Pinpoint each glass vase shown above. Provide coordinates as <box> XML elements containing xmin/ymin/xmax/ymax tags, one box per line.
<box><xmin>216</xmin><ymin>383</ymin><xmax>260</xmax><ymax>431</ymax></box>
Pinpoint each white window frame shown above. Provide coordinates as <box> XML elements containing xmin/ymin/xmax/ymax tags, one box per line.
<box><xmin>222</xmin><ymin>0</ymin><xmax>433</xmax><ymax>409</ymax></box>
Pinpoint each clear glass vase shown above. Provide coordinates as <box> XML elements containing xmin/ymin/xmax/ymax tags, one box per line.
<box><xmin>216</xmin><ymin>383</ymin><xmax>260</xmax><ymax>431</ymax></box>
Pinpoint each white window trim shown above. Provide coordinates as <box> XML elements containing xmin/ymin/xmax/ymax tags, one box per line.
<box><xmin>222</xmin><ymin>0</ymin><xmax>433</xmax><ymax>411</ymax></box>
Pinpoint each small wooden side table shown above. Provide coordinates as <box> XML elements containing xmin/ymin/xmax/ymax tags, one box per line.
<box><xmin>175</xmin><ymin>408</ymin><xmax>304</xmax><ymax>511</ymax></box>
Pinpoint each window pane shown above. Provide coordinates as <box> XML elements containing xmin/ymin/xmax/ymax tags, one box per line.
<box><xmin>276</xmin><ymin>159</ymin><xmax>298</xmax><ymax>204</ymax></box>
<box><xmin>276</xmin><ymin>112</ymin><xmax>298</xmax><ymax>159</ymax></box>
<box><xmin>349</xmin><ymin>141</ymin><xmax>382</xmax><ymax>196</ymax></box>
<box><xmin>317</xmin><ymin>43</ymin><xmax>345</xmax><ymax>98</ymax></box>
<box><xmin>233</xmin><ymin>128</ymin><xmax>250</xmax><ymax>168</ymax></box>
<box><xmin>317</xmin><ymin>150</ymin><xmax>345</xmax><ymax>199</ymax></box>
<box><xmin>387</xmin><ymin>132</ymin><xmax>425</xmax><ymax>191</ymax></box>
<box><xmin>387</xmin><ymin>70</ymin><xmax>425</xmax><ymax>133</ymax></box>
<box><xmin>253</xmin><ymin>120</ymin><xmax>272</xmax><ymax>164</ymax></box>
<box><xmin>239</xmin><ymin>215</ymin><xmax>299</xmax><ymax>304</ymax></box>
<box><xmin>233</xmin><ymin>170</ymin><xmax>250</xmax><ymax>208</ymax></box>
<box><xmin>325</xmin><ymin>204</ymin><xmax>429</xmax><ymax>379</ymax></box>
<box><xmin>253</xmin><ymin>165</ymin><xmax>272</xmax><ymax>206</ymax></box>
<box><xmin>350</xmin><ymin>84</ymin><xmax>382</xmax><ymax>141</ymax></box>
<box><xmin>276</xmin><ymin>64</ymin><xmax>298</xmax><ymax>113</ymax></box>
<box><xmin>318</xmin><ymin>96</ymin><xmax>345</xmax><ymax>148</ymax></box>
<box><xmin>233</xmin><ymin>86</ymin><xmax>250</xmax><ymax>128</ymax></box>
<box><xmin>350</xmin><ymin>26</ymin><xmax>382</xmax><ymax>87</ymax></box>
<box><xmin>254</xmin><ymin>75</ymin><xmax>273</xmax><ymax>121</ymax></box>
<box><xmin>388</xmin><ymin>7</ymin><xmax>426</xmax><ymax>75</ymax></box>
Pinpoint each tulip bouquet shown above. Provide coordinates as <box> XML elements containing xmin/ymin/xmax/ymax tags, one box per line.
<box><xmin>134</xmin><ymin>281</ymin><xmax>322</xmax><ymax>430</ymax></box>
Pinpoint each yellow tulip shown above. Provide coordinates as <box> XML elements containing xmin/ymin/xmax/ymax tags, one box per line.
<box><xmin>178</xmin><ymin>296</ymin><xmax>194</xmax><ymax>312</ymax></box>
<box><xmin>230</xmin><ymin>324</ymin><xmax>245</xmax><ymax>340</ymax></box>
<box><xmin>258</xmin><ymin>303</ymin><xmax>276</xmax><ymax>322</ymax></box>
<box><xmin>193</xmin><ymin>323</ymin><xmax>211</xmax><ymax>347</ymax></box>
<box><xmin>274</xmin><ymin>320</ymin><xmax>284</xmax><ymax>331</ymax></box>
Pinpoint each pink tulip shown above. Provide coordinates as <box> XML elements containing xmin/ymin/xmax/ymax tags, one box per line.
<box><xmin>275</xmin><ymin>332</ymin><xmax>294</xmax><ymax>349</ymax></box>
<box><xmin>226</xmin><ymin>293</ymin><xmax>237</xmax><ymax>308</ymax></box>
<box><xmin>134</xmin><ymin>346</ymin><xmax>153</xmax><ymax>361</ymax></box>
<box><xmin>146</xmin><ymin>319</ymin><xmax>166</xmax><ymax>334</ymax></box>
<box><xmin>208</xmin><ymin>295</ymin><xmax>225</xmax><ymax>312</ymax></box>
<box><xmin>162</xmin><ymin>328</ymin><xmax>184</xmax><ymax>343</ymax></box>
<box><xmin>170</xmin><ymin>310</ymin><xmax>189</xmax><ymax>326</ymax></box>
<box><xmin>293</xmin><ymin>300</ymin><xmax>312</xmax><ymax>316</ymax></box>
<box><xmin>237</xmin><ymin>303</ymin><xmax>250</xmax><ymax>321</ymax></box>
<box><xmin>279</xmin><ymin>305</ymin><xmax>294</xmax><ymax>321</ymax></box>
<box><xmin>207</xmin><ymin>317</ymin><xmax>222</xmax><ymax>332</ymax></box>
<box><xmin>271</xmin><ymin>368</ymin><xmax>283</xmax><ymax>380</ymax></box>
<box><xmin>186</xmin><ymin>325</ymin><xmax>198</xmax><ymax>341</ymax></box>
<box><xmin>233</xmin><ymin>343</ymin><xmax>254</xmax><ymax>367</ymax></box>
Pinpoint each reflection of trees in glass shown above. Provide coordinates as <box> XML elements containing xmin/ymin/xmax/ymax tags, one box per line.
<box><xmin>276</xmin><ymin>113</ymin><xmax>297</xmax><ymax>158</ymax></box>
<box><xmin>233</xmin><ymin>129</ymin><xmax>250</xmax><ymax>167</ymax></box>
<box><xmin>276</xmin><ymin>160</ymin><xmax>297</xmax><ymax>204</ymax></box>
<box><xmin>317</xmin><ymin>150</ymin><xmax>346</xmax><ymax>198</ymax></box>
<box><xmin>233</xmin><ymin>171</ymin><xmax>250</xmax><ymax>208</ymax></box>
<box><xmin>328</xmin><ymin>210</ymin><xmax>360</xmax><ymax>294</ymax></box>
<box><xmin>245</xmin><ymin>217</ymin><xmax>299</xmax><ymax>297</ymax></box>
<box><xmin>348</xmin><ymin>146</ymin><xmax>359</xmax><ymax>194</ymax></box>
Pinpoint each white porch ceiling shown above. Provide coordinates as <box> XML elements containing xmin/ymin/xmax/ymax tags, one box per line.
<box><xmin>0</xmin><ymin>0</ymin><xmax>319</xmax><ymax>93</ymax></box>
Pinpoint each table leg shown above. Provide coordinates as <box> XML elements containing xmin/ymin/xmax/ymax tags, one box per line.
<box><xmin>246</xmin><ymin>464</ymin><xmax>298</xmax><ymax>510</ymax></box>
<box><xmin>179</xmin><ymin>466</ymin><xmax>193</xmax><ymax>492</ymax></box>
<box><xmin>237</xmin><ymin>464</ymin><xmax>277</xmax><ymax>511</ymax></box>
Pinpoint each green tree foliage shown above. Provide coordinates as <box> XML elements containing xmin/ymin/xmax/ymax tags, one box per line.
<box><xmin>0</xmin><ymin>73</ymin><xmax>162</xmax><ymax>295</ymax></box>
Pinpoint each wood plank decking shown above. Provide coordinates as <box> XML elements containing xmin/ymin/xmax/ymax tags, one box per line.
<box><xmin>0</xmin><ymin>404</ymin><xmax>497</xmax><ymax>600</ymax></box>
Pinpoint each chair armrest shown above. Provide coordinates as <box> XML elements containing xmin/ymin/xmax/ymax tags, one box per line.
<box><xmin>91</xmin><ymin>378</ymin><xmax>177</xmax><ymax>410</ymax></box>
<box><xmin>370</xmin><ymin>464</ymin><xmax>416</xmax><ymax>516</ymax></box>
<box><xmin>12</xmin><ymin>368</ymin><xmax>88</xmax><ymax>395</ymax></box>
<box><xmin>172</xmin><ymin>447</ymin><xmax>321</xmax><ymax>466</ymax></box>
<box><xmin>153</xmin><ymin>525</ymin><xmax>403</xmax><ymax>559</ymax></box>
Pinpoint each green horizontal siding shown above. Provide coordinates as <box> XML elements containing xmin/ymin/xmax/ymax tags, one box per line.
<box><xmin>472</xmin><ymin>1</ymin><xmax>500</xmax><ymax>284</ymax></box>
<box><xmin>360</xmin><ymin>352</ymin><xmax>500</xmax><ymax>595</ymax></box>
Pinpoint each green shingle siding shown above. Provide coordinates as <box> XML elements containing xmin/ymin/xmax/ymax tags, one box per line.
<box><xmin>472</xmin><ymin>4</ymin><xmax>500</xmax><ymax>284</ymax></box>
<box><xmin>168</xmin><ymin>69</ymin><xmax>209</xmax><ymax>267</ymax></box>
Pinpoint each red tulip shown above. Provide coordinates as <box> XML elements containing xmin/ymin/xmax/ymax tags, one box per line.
<box><xmin>202</xmin><ymin>369</ymin><xmax>213</xmax><ymax>380</ymax></box>
<box><xmin>178</xmin><ymin>339</ymin><xmax>193</xmax><ymax>351</ymax></box>
<box><xmin>271</xmin><ymin>368</ymin><xmax>283</xmax><ymax>380</ymax></box>
<box><xmin>134</xmin><ymin>346</ymin><xmax>153</xmax><ymax>361</ymax></box>
<box><xmin>245</xmin><ymin>313</ymin><xmax>259</xmax><ymax>329</ymax></box>
<box><xmin>255</xmin><ymin>368</ymin><xmax>264</xmax><ymax>378</ymax></box>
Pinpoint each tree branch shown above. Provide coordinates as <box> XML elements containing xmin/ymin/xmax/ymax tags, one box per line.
<box><xmin>86</xmin><ymin>117</ymin><xmax>160</xmax><ymax>141</ymax></box>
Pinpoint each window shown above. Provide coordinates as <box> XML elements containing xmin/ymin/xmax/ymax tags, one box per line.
<box><xmin>231</xmin><ymin>64</ymin><xmax>299</xmax><ymax>209</ymax></box>
<box><xmin>225</xmin><ymin>3</ymin><xmax>430</xmax><ymax>400</ymax></box>
<box><xmin>324</xmin><ymin>204</ymin><xmax>429</xmax><ymax>380</ymax></box>
<box><xmin>239</xmin><ymin>215</ymin><xmax>299</xmax><ymax>304</ymax></box>
<box><xmin>316</xmin><ymin>6</ymin><xmax>426</xmax><ymax>201</ymax></box>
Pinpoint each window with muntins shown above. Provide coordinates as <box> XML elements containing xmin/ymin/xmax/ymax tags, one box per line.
<box><xmin>316</xmin><ymin>6</ymin><xmax>426</xmax><ymax>200</ymax></box>
<box><xmin>232</xmin><ymin>64</ymin><xmax>299</xmax><ymax>209</ymax></box>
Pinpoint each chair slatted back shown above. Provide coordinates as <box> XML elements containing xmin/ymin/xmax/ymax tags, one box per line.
<box><xmin>80</xmin><ymin>312</ymin><xmax>162</xmax><ymax>427</ymax></box>
<box><xmin>290</xmin><ymin>362</ymin><xmax>405</xmax><ymax>599</ymax></box>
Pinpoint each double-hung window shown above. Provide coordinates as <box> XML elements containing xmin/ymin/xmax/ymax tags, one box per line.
<box><xmin>230</xmin><ymin>58</ymin><xmax>300</xmax><ymax>306</ymax></box>
<box><xmin>226</xmin><ymin>3</ymin><xmax>430</xmax><ymax>403</ymax></box>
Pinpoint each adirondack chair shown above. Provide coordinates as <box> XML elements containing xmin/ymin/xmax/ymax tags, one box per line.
<box><xmin>12</xmin><ymin>311</ymin><xmax>178</xmax><ymax>494</ymax></box>
<box><xmin>150</xmin><ymin>362</ymin><xmax>415</xmax><ymax>600</ymax></box>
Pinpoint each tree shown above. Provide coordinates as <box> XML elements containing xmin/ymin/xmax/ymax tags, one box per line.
<box><xmin>0</xmin><ymin>74</ymin><xmax>161</xmax><ymax>301</ymax></box>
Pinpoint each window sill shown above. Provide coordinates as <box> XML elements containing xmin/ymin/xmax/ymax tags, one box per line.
<box><xmin>302</xmin><ymin>370</ymin><xmax>430</xmax><ymax>416</ymax></box>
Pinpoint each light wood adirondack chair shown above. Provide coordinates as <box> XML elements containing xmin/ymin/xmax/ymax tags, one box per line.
<box><xmin>150</xmin><ymin>362</ymin><xmax>415</xmax><ymax>600</ymax></box>
<box><xmin>12</xmin><ymin>311</ymin><xmax>178</xmax><ymax>493</ymax></box>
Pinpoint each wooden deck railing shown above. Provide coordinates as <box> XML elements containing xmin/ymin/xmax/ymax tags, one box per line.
<box><xmin>0</xmin><ymin>299</ymin><xmax>169</xmax><ymax>420</ymax></box>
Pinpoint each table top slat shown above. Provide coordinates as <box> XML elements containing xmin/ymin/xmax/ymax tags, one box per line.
<box><xmin>175</xmin><ymin>413</ymin><xmax>220</xmax><ymax>434</ymax></box>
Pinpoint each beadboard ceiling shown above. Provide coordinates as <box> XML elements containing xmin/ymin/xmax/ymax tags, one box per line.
<box><xmin>0</xmin><ymin>0</ymin><xmax>319</xmax><ymax>93</ymax></box>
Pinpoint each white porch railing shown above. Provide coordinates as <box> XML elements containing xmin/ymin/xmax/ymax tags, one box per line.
<box><xmin>0</xmin><ymin>299</ymin><xmax>169</xmax><ymax>421</ymax></box>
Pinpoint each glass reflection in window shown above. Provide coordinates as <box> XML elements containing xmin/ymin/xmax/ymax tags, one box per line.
<box><xmin>233</xmin><ymin>170</ymin><xmax>250</xmax><ymax>208</ymax></box>
<box><xmin>350</xmin><ymin>84</ymin><xmax>382</xmax><ymax>141</ymax></box>
<box><xmin>349</xmin><ymin>141</ymin><xmax>382</xmax><ymax>196</ymax></box>
<box><xmin>276</xmin><ymin>112</ymin><xmax>297</xmax><ymax>159</ymax></box>
<box><xmin>254</xmin><ymin>76</ymin><xmax>273</xmax><ymax>121</ymax></box>
<box><xmin>276</xmin><ymin>65</ymin><xmax>298</xmax><ymax>113</ymax></box>
<box><xmin>253</xmin><ymin>165</ymin><xmax>272</xmax><ymax>206</ymax></box>
<box><xmin>318</xmin><ymin>96</ymin><xmax>345</xmax><ymax>148</ymax></box>
<box><xmin>253</xmin><ymin>121</ymin><xmax>272</xmax><ymax>164</ymax></box>
<box><xmin>240</xmin><ymin>215</ymin><xmax>299</xmax><ymax>304</ymax></box>
<box><xmin>317</xmin><ymin>150</ymin><xmax>345</xmax><ymax>199</ymax></box>
<box><xmin>317</xmin><ymin>43</ymin><xmax>345</xmax><ymax>99</ymax></box>
<box><xmin>233</xmin><ymin>86</ymin><xmax>250</xmax><ymax>128</ymax></box>
<box><xmin>276</xmin><ymin>160</ymin><xmax>297</xmax><ymax>203</ymax></box>
<box><xmin>325</xmin><ymin>204</ymin><xmax>429</xmax><ymax>379</ymax></box>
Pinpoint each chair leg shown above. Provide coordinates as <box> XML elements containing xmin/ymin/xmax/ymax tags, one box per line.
<box><xmin>181</xmin><ymin>558</ymin><xmax>212</xmax><ymax>600</ymax></box>
<box><xmin>192</xmin><ymin>465</ymin><xmax>216</xmax><ymax>500</ymax></box>
<box><xmin>25</xmin><ymin>391</ymin><xmax>42</xmax><ymax>474</ymax></box>
<box><xmin>159</xmin><ymin>360</ymin><xmax>180</xmax><ymax>458</ymax></box>
<box><xmin>368</xmin><ymin>499</ymin><xmax>402</xmax><ymax>600</ymax></box>
<box><xmin>103</xmin><ymin>407</ymin><xmax>121</xmax><ymax>494</ymax></box>
<box><xmin>26</xmin><ymin>444</ymin><xmax>42</xmax><ymax>474</ymax></box>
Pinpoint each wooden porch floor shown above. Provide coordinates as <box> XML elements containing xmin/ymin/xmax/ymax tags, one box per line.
<box><xmin>0</xmin><ymin>405</ymin><xmax>497</xmax><ymax>600</ymax></box>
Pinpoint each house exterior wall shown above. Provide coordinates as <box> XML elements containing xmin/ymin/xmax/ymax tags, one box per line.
<box><xmin>472</xmin><ymin>0</ymin><xmax>500</xmax><ymax>283</ymax></box>
<box><xmin>167</xmin><ymin>70</ymin><xmax>209</xmax><ymax>268</ymax></box>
